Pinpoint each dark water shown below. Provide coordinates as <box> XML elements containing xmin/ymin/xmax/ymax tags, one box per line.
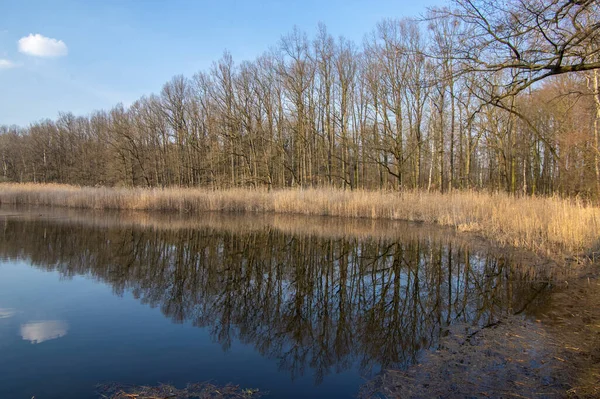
<box><xmin>0</xmin><ymin>210</ymin><xmax>550</xmax><ymax>398</ymax></box>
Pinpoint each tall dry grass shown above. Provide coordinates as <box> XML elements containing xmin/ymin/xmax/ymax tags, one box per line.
<box><xmin>1</xmin><ymin>183</ymin><xmax>599</xmax><ymax>258</ymax></box>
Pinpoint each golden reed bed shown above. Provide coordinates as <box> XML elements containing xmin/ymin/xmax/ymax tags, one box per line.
<box><xmin>1</xmin><ymin>183</ymin><xmax>599</xmax><ymax>259</ymax></box>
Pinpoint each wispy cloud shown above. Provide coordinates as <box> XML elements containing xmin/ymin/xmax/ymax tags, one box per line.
<box><xmin>0</xmin><ymin>308</ymin><xmax>16</xmax><ymax>318</ymax></box>
<box><xmin>0</xmin><ymin>59</ymin><xmax>17</xmax><ymax>69</ymax></box>
<box><xmin>18</xmin><ymin>33</ymin><xmax>68</xmax><ymax>57</ymax></box>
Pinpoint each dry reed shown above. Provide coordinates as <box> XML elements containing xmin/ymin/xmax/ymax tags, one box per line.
<box><xmin>1</xmin><ymin>183</ymin><xmax>599</xmax><ymax>258</ymax></box>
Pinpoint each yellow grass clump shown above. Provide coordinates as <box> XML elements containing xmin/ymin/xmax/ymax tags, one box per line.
<box><xmin>1</xmin><ymin>183</ymin><xmax>599</xmax><ymax>258</ymax></box>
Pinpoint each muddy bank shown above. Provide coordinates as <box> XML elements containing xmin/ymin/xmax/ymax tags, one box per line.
<box><xmin>545</xmin><ymin>268</ymin><xmax>600</xmax><ymax>398</ymax></box>
<box><xmin>361</xmin><ymin>266</ymin><xmax>600</xmax><ymax>399</ymax></box>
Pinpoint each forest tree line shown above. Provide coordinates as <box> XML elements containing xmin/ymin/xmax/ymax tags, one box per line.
<box><xmin>1</xmin><ymin>1</ymin><xmax>600</xmax><ymax>197</ymax></box>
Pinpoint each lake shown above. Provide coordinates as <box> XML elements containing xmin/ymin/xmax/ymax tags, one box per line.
<box><xmin>0</xmin><ymin>208</ymin><xmax>552</xmax><ymax>398</ymax></box>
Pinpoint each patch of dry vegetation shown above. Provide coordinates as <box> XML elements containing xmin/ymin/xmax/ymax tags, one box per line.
<box><xmin>1</xmin><ymin>183</ymin><xmax>599</xmax><ymax>258</ymax></box>
<box><xmin>96</xmin><ymin>382</ymin><xmax>261</xmax><ymax>399</ymax></box>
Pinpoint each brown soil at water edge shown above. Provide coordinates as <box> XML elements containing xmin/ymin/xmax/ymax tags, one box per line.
<box><xmin>545</xmin><ymin>267</ymin><xmax>600</xmax><ymax>398</ymax></box>
<box><xmin>360</xmin><ymin>266</ymin><xmax>600</xmax><ymax>399</ymax></box>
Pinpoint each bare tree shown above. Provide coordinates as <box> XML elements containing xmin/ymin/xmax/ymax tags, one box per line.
<box><xmin>2</xmin><ymin>12</ymin><xmax>600</xmax><ymax>199</ymax></box>
<box><xmin>433</xmin><ymin>0</ymin><xmax>600</xmax><ymax>100</ymax></box>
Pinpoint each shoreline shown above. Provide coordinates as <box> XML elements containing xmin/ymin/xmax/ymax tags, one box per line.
<box><xmin>361</xmin><ymin>266</ymin><xmax>600</xmax><ymax>399</ymax></box>
<box><xmin>1</xmin><ymin>183</ymin><xmax>599</xmax><ymax>260</ymax></box>
<box><xmin>0</xmin><ymin>205</ymin><xmax>563</xmax><ymax>282</ymax></box>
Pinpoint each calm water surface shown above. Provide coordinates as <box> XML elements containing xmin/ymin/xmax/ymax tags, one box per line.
<box><xmin>0</xmin><ymin>209</ymin><xmax>550</xmax><ymax>398</ymax></box>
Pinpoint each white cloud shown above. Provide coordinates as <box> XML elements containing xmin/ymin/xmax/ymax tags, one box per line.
<box><xmin>18</xmin><ymin>33</ymin><xmax>68</xmax><ymax>57</ymax></box>
<box><xmin>21</xmin><ymin>320</ymin><xmax>69</xmax><ymax>344</ymax></box>
<box><xmin>0</xmin><ymin>59</ymin><xmax>16</xmax><ymax>69</ymax></box>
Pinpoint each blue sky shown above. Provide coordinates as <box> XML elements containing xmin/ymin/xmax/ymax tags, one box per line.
<box><xmin>0</xmin><ymin>0</ymin><xmax>446</xmax><ymax>126</ymax></box>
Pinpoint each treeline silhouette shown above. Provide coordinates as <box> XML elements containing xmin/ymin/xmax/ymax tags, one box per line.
<box><xmin>0</xmin><ymin>216</ymin><xmax>550</xmax><ymax>383</ymax></box>
<box><xmin>1</xmin><ymin>9</ymin><xmax>599</xmax><ymax>197</ymax></box>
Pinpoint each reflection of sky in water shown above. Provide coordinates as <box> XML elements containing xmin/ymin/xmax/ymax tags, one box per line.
<box><xmin>20</xmin><ymin>320</ymin><xmax>69</xmax><ymax>344</ymax></box>
<box><xmin>0</xmin><ymin>214</ymin><xmax>550</xmax><ymax>399</ymax></box>
<box><xmin>0</xmin><ymin>308</ymin><xmax>16</xmax><ymax>319</ymax></box>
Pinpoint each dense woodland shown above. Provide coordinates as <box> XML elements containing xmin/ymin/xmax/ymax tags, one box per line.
<box><xmin>1</xmin><ymin>1</ymin><xmax>600</xmax><ymax>197</ymax></box>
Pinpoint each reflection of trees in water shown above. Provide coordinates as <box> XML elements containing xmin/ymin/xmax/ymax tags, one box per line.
<box><xmin>0</xmin><ymin>219</ymin><xmax>547</xmax><ymax>383</ymax></box>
